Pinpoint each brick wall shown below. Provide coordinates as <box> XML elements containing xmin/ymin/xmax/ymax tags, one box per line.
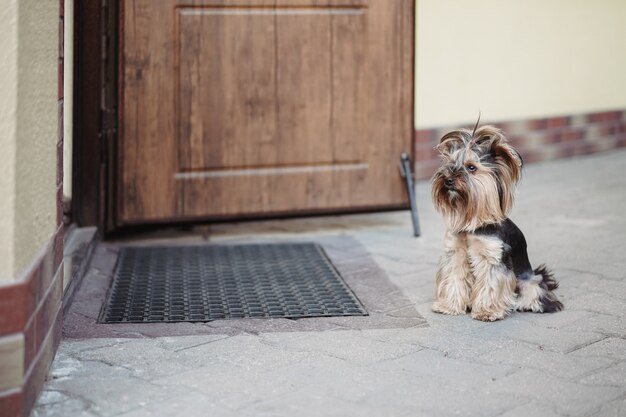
<box><xmin>414</xmin><ymin>110</ymin><xmax>626</xmax><ymax>180</ymax></box>
<box><xmin>0</xmin><ymin>2</ymin><xmax>65</xmax><ymax>417</ymax></box>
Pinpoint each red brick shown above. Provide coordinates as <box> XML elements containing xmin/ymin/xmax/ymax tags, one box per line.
<box><xmin>0</xmin><ymin>283</ymin><xmax>28</xmax><ymax>336</ymax></box>
<box><xmin>0</xmin><ymin>257</ymin><xmax>43</xmax><ymax>336</ymax></box>
<box><xmin>24</xmin><ymin>264</ymin><xmax>42</xmax><ymax>314</ymax></box>
<box><xmin>569</xmin><ymin>142</ymin><xmax>595</xmax><ymax>155</ymax></box>
<box><xmin>526</xmin><ymin>118</ymin><xmax>548</xmax><ymax>131</ymax></box>
<box><xmin>506</xmin><ymin>134</ymin><xmax>525</xmax><ymax>148</ymax></box>
<box><xmin>546</xmin><ymin>116</ymin><xmax>571</xmax><ymax>129</ymax></box>
<box><xmin>599</xmin><ymin>124</ymin><xmax>618</xmax><ymax>137</ymax></box>
<box><xmin>37</xmin><ymin>249</ymin><xmax>54</xmax><ymax>303</ymax></box>
<box><xmin>34</xmin><ymin>269</ymin><xmax>63</xmax><ymax>352</ymax></box>
<box><xmin>53</xmin><ymin>225</ymin><xmax>64</xmax><ymax>272</ymax></box>
<box><xmin>562</xmin><ymin>129</ymin><xmax>585</xmax><ymax>142</ymax></box>
<box><xmin>414</xmin><ymin>129</ymin><xmax>436</xmax><ymax>145</ymax></box>
<box><xmin>0</xmin><ymin>390</ymin><xmax>22</xmax><ymax>417</ymax></box>
<box><xmin>22</xmin><ymin>305</ymin><xmax>62</xmax><ymax>417</ymax></box>
<box><xmin>58</xmin><ymin>60</ymin><xmax>63</xmax><ymax>99</ymax></box>
<box><xmin>586</xmin><ymin>111</ymin><xmax>622</xmax><ymax>123</ymax></box>
<box><xmin>544</xmin><ymin>130</ymin><xmax>563</xmax><ymax>144</ymax></box>
<box><xmin>490</xmin><ymin>122</ymin><xmax>508</xmax><ymax>131</ymax></box>
<box><xmin>23</xmin><ymin>318</ymin><xmax>36</xmax><ymax>375</ymax></box>
<box><xmin>553</xmin><ymin>144</ymin><xmax>573</xmax><ymax>159</ymax></box>
<box><xmin>56</xmin><ymin>184</ymin><xmax>64</xmax><ymax>227</ymax></box>
<box><xmin>520</xmin><ymin>149</ymin><xmax>543</xmax><ymax>164</ymax></box>
<box><xmin>414</xmin><ymin>144</ymin><xmax>438</xmax><ymax>163</ymax></box>
<box><xmin>414</xmin><ymin>159</ymin><xmax>440</xmax><ymax>180</ymax></box>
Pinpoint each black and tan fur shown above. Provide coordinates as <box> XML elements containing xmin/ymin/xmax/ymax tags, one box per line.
<box><xmin>431</xmin><ymin>125</ymin><xmax>563</xmax><ymax>321</ymax></box>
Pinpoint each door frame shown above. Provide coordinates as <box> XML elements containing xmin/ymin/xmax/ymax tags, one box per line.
<box><xmin>73</xmin><ymin>0</ymin><xmax>415</xmax><ymax>235</ymax></box>
<box><xmin>72</xmin><ymin>0</ymin><xmax>119</xmax><ymax>234</ymax></box>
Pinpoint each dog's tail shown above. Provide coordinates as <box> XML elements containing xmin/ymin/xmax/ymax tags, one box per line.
<box><xmin>515</xmin><ymin>264</ymin><xmax>563</xmax><ymax>313</ymax></box>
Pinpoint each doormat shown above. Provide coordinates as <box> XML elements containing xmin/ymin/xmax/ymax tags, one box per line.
<box><xmin>100</xmin><ymin>243</ymin><xmax>367</xmax><ymax>323</ymax></box>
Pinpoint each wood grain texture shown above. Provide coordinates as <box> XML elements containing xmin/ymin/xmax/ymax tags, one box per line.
<box><xmin>119</xmin><ymin>0</ymin><xmax>414</xmax><ymax>224</ymax></box>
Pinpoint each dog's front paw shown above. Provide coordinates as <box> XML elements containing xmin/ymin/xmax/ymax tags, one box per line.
<box><xmin>432</xmin><ymin>301</ymin><xmax>467</xmax><ymax>316</ymax></box>
<box><xmin>471</xmin><ymin>309</ymin><xmax>505</xmax><ymax>322</ymax></box>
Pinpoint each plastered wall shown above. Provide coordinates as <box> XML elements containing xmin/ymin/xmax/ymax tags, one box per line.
<box><xmin>415</xmin><ymin>0</ymin><xmax>626</xmax><ymax>128</ymax></box>
<box><xmin>0</xmin><ymin>0</ymin><xmax>59</xmax><ymax>281</ymax></box>
<box><xmin>63</xmin><ymin>0</ymin><xmax>74</xmax><ymax>200</ymax></box>
<box><xmin>0</xmin><ymin>0</ymin><xmax>19</xmax><ymax>280</ymax></box>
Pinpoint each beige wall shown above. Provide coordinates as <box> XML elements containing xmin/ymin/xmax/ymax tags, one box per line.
<box><xmin>0</xmin><ymin>0</ymin><xmax>19</xmax><ymax>280</ymax></box>
<box><xmin>415</xmin><ymin>0</ymin><xmax>626</xmax><ymax>128</ymax></box>
<box><xmin>0</xmin><ymin>1</ymin><xmax>59</xmax><ymax>281</ymax></box>
<box><xmin>63</xmin><ymin>0</ymin><xmax>73</xmax><ymax>199</ymax></box>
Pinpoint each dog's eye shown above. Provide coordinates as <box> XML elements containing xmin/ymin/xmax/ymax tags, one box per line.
<box><xmin>466</xmin><ymin>164</ymin><xmax>477</xmax><ymax>172</ymax></box>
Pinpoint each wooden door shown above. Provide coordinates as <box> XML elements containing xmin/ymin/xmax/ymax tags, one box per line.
<box><xmin>119</xmin><ymin>0</ymin><xmax>414</xmax><ymax>226</ymax></box>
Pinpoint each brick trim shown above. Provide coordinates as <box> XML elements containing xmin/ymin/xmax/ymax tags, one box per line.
<box><xmin>414</xmin><ymin>109</ymin><xmax>626</xmax><ymax>180</ymax></box>
<box><xmin>0</xmin><ymin>226</ymin><xmax>63</xmax><ymax>417</ymax></box>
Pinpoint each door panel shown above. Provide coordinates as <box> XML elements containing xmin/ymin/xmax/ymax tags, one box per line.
<box><xmin>119</xmin><ymin>0</ymin><xmax>414</xmax><ymax>225</ymax></box>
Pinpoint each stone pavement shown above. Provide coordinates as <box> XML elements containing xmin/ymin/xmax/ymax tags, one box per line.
<box><xmin>34</xmin><ymin>150</ymin><xmax>626</xmax><ymax>417</ymax></box>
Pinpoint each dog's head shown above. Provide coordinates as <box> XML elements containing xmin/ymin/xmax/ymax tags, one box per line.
<box><xmin>431</xmin><ymin>125</ymin><xmax>523</xmax><ymax>233</ymax></box>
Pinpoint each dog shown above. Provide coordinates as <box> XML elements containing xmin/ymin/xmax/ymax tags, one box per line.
<box><xmin>431</xmin><ymin>124</ymin><xmax>563</xmax><ymax>321</ymax></box>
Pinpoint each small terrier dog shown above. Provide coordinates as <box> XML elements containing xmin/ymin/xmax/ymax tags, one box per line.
<box><xmin>431</xmin><ymin>124</ymin><xmax>563</xmax><ymax>321</ymax></box>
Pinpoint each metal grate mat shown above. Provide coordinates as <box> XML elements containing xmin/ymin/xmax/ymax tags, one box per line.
<box><xmin>100</xmin><ymin>243</ymin><xmax>367</xmax><ymax>323</ymax></box>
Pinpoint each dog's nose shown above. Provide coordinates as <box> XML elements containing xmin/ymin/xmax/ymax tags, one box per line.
<box><xmin>445</xmin><ymin>178</ymin><xmax>455</xmax><ymax>187</ymax></box>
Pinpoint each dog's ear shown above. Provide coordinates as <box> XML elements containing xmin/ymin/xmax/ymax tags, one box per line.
<box><xmin>494</xmin><ymin>140</ymin><xmax>523</xmax><ymax>215</ymax></box>
<box><xmin>436</xmin><ymin>130</ymin><xmax>468</xmax><ymax>156</ymax></box>
<box><xmin>494</xmin><ymin>141</ymin><xmax>523</xmax><ymax>171</ymax></box>
<box><xmin>473</xmin><ymin>126</ymin><xmax>523</xmax><ymax>174</ymax></box>
<box><xmin>472</xmin><ymin>126</ymin><xmax>504</xmax><ymax>157</ymax></box>
<box><xmin>492</xmin><ymin>137</ymin><xmax>523</xmax><ymax>184</ymax></box>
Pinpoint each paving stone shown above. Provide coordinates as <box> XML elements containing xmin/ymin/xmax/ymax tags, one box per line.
<box><xmin>152</xmin><ymin>354</ymin><xmax>350</xmax><ymax>411</ymax></box>
<box><xmin>32</xmin><ymin>391</ymin><xmax>99</xmax><ymax>417</ymax></box>
<box><xmin>368</xmin><ymin>348</ymin><xmax>515</xmax><ymax>384</ymax></box>
<box><xmin>589</xmin><ymin>397</ymin><xmax>626</xmax><ymax>417</ymax></box>
<box><xmin>564</xmin><ymin>292</ymin><xmax>626</xmax><ymax>317</ymax></box>
<box><xmin>384</xmin><ymin>272</ymin><xmax>438</xmax><ymax>305</ymax></box>
<box><xmin>555</xmin><ymin>270</ymin><xmax>617</xmax><ymax>299</ymax></box>
<box><xmin>578</xmin><ymin>362</ymin><xmax>626</xmax><ymax>387</ymax></box>
<box><xmin>360</xmin><ymin>326</ymin><xmax>519</xmax><ymax>360</ymax></box>
<box><xmin>487</xmin><ymin>368</ymin><xmax>624</xmax><ymax>416</ymax></box>
<box><xmin>505</xmin><ymin>308</ymin><xmax>595</xmax><ymax>330</ymax></box>
<box><xmin>353</xmin><ymin>373</ymin><xmax>527</xmax><ymax>417</ymax></box>
<box><xmin>204</xmin><ymin>316</ymin><xmax>345</xmax><ymax>334</ymax></box>
<box><xmin>171</xmin><ymin>333</ymin><xmax>320</xmax><ymax>371</ymax></box>
<box><xmin>241</xmin><ymin>389</ymin><xmax>382</xmax><ymax>417</ymax></box>
<box><xmin>477</xmin><ymin>318</ymin><xmax>606</xmax><ymax>353</ymax></box>
<box><xmin>570</xmin><ymin>337</ymin><xmax>626</xmax><ymax>361</ymax></box>
<box><xmin>44</xmin><ymin>353</ymin><xmax>189</xmax><ymax>417</ymax></box>
<box><xmin>561</xmin><ymin>313</ymin><xmax>626</xmax><ymax>336</ymax></box>
<box><xmin>57</xmin><ymin>338</ymin><xmax>134</xmax><ymax>355</ymax></box>
<box><xmin>476</xmin><ymin>339</ymin><xmax>614</xmax><ymax>379</ymax></box>
<box><xmin>370</xmin><ymin>254</ymin><xmax>431</xmax><ymax>277</ymax></box>
<box><xmin>416</xmin><ymin>302</ymin><xmax>494</xmax><ymax>334</ymax></box>
<box><xmin>258</xmin><ymin>329</ymin><xmax>422</xmax><ymax>365</ymax></box>
<box><xmin>498</xmin><ymin>402</ymin><xmax>565</xmax><ymax>417</ymax></box>
<box><xmin>68</xmin><ymin>335</ymin><xmax>234</xmax><ymax>380</ymax></box>
<box><xmin>114</xmin><ymin>391</ymin><xmax>242</xmax><ymax>417</ymax></box>
<box><xmin>152</xmin><ymin>334</ymin><xmax>232</xmax><ymax>351</ymax></box>
<box><xmin>323</xmin><ymin>314</ymin><xmax>427</xmax><ymax>331</ymax></box>
<box><xmin>241</xmin><ymin>359</ymin><xmax>522</xmax><ymax>417</ymax></box>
